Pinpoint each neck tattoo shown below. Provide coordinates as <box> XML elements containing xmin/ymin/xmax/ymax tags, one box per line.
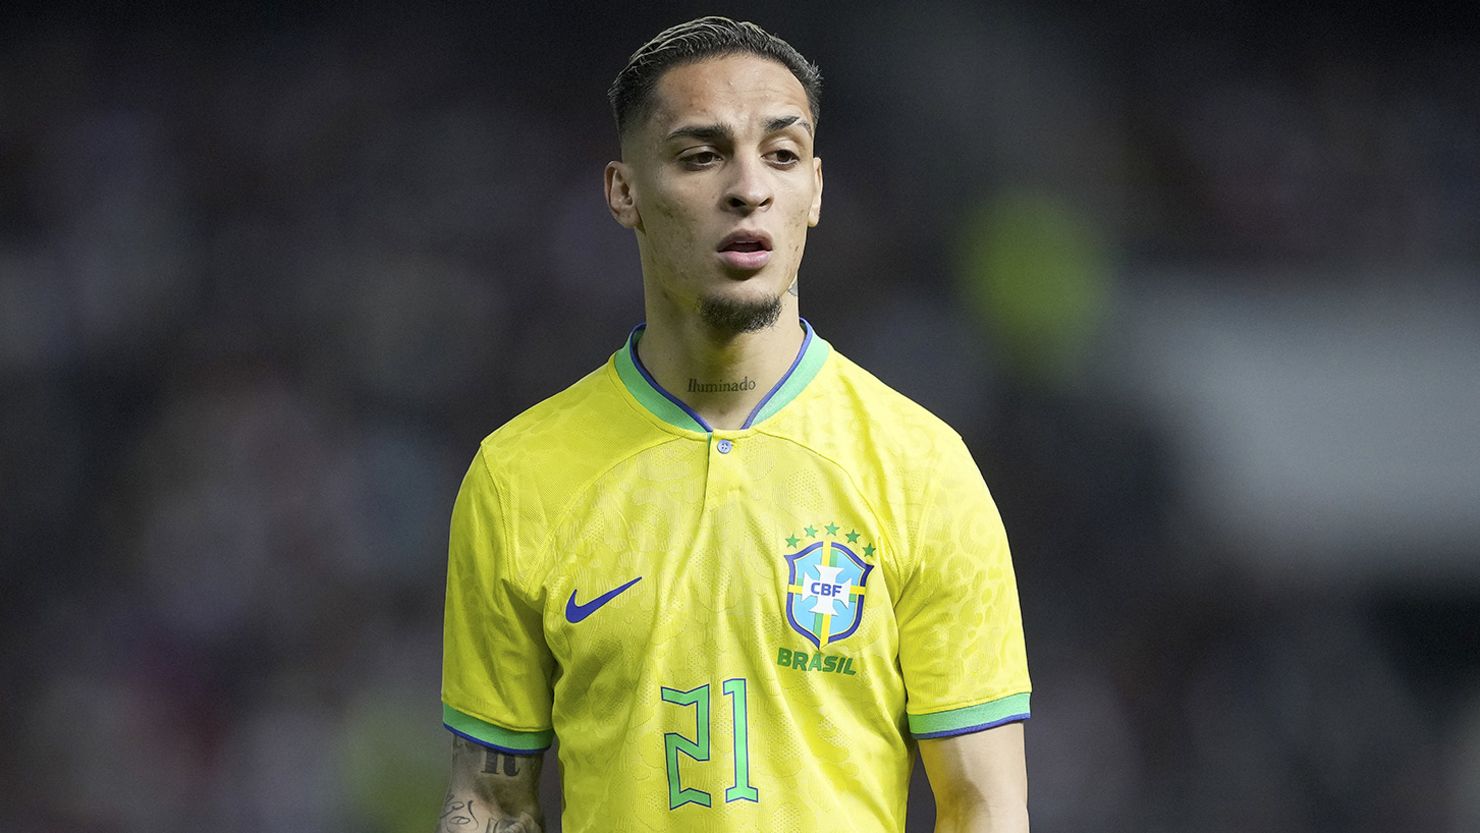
<box><xmin>787</xmin><ymin>278</ymin><xmax>799</xmax><ymax>297</ymax></box>
<box><xmin>688</xmin><ymin>376</ymin><xmax>758</xmax><ymax>394</ymax></box>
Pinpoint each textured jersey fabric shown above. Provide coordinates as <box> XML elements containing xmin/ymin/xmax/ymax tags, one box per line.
<box><xmin>442</xmin><ymin>320</ymin><xmax>1030</xmax><ymax>832</ymax></box>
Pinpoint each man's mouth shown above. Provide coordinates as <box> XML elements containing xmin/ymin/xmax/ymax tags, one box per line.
<box><xmin>717</xmin><ymin>231</ymin><xmax>774</xmax><ymax>271</ymax></box>
<box><xmin>718</xmin><ymin>231</ymin><xmax>774</xmax><ymax>252</ymax></box>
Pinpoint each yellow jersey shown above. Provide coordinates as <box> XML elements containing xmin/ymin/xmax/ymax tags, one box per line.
<box><xmin>442</xmin><ymin>320</ymin><xmax>1030</xmax><ymax>832</ymax></box>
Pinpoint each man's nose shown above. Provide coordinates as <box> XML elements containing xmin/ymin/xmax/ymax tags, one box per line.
<box><xmin>724</xmin><ymin>156</ymin><xmax>773</xmax><ymax>212</ymax></box>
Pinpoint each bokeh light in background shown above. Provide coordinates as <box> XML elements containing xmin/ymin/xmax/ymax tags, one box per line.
<box><xmin>957</xmin><ymin>189</ymin><xmax>1112</xmax><ymax>385</ymax></box>
<box><xmin>2</xmin><ymin>2</ymin><xmax>1477</xmax><ymax>831</ymax></box>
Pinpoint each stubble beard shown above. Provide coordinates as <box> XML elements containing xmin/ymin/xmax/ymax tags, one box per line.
<box><xmin>696</xmin><ymin>289</ymin><xmax>784</xmax><ymax>334</ymax></box>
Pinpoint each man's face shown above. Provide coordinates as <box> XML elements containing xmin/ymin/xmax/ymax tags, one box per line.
<box><xmin>606</xmin><ymin>54</ymin><xmax>823</xmax><ymax>332</ymax></box>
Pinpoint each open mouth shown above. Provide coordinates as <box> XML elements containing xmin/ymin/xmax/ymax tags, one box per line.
<box><xmin>718</xmin><ymin>230</ymin><xmax>774</xmax><ymax>253</ymax></box>
<box><xmin>717</xmin><ymin>233</ymin><xmax>774</xmax><ymax>272</ymax></box>
<box><xmin>723</xmin><ymin>240</ymin><xmax>768</xmax><ymax>252</ymax></box>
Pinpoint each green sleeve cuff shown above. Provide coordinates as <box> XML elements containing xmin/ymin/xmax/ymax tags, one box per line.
<box><xmin>442</xmin><ymin>703</ymin><xmax>553</xmax><ymax>753</ymax></box>
<box><xmin>908</xmin><ymin>692</ymin><xmax>1031</xmax><ymax>739</ymax></box>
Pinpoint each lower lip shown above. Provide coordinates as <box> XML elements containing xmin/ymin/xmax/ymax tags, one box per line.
<box><xmin>718</xmin><ymin>249</ymin><xmax>772</xmax><ymax>270</ymax></box>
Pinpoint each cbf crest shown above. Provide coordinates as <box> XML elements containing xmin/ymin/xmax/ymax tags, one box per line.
<box><xmin>782</xmin><ymin>523</ymin><xmax>876</xmax><ymax>649</ymax></box>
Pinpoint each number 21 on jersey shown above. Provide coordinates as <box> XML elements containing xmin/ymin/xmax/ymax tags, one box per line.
<box><xmin>660</xmin><ymin>677</ymin><xmax>758</xmax><ymax>809</ymax></box>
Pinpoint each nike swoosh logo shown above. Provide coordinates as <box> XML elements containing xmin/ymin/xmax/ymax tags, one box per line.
<box><xmin>565</xmin><ymin>576</ymin><xmax>643</xmax><ymax>624</ymax></box>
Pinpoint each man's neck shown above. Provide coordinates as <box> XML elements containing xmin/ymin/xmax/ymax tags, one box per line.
<box><xmin>635</xmin><ymin>300</ymin><xmax>805</xmax><ymax>431</ymax></box>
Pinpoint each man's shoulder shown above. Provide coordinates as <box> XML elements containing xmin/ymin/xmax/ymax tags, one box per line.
<box><xmin>484</xmin><ymin>362</ymin><xmax>609</xmax><ymax>440</ymax></box>
<box><xmin>818</xmin><ymin>348</ymin><xmax>963</xmax><ymax>445</ymax></box>
<box><xmin>472</xmin><ymin>357</ymin><xmax>649</xmax><ymax>480</ymax></box>
<box><xmin>779</xmin><ymin>346</ymin><xmax>967</xmax><ymax>479</ymax></box>
<box><xmin>775</xmin><ymin>346</ymin><xmax>982</xmax><ymax>552</ymax></box>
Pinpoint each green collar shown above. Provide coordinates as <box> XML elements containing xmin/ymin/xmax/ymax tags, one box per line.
<box><xmin>613</xmin><ymin>319</ymin><xmax>830</xmax><ymax>433</ymax></box>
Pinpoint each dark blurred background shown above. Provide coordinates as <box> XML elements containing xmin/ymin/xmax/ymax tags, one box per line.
<box><xmin>3</xmin><ymin>1</ymin><xmax>1478</xmax><ymax>831</ymax></box>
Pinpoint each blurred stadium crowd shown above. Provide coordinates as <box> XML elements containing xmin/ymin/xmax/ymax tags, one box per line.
<box><xmin>2</xmin><ymin>3</ymin><xmax>1477</xmax><ymax>831</ymax></box>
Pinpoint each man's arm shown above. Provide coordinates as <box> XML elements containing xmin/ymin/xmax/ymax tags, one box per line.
<box><xmin>435</xmin><ymin>736</ymin><xmax>544</xmax><ymax>833</ymax></box>
<box><xmin>919</xmin><ymin>722</ymin><xmax>1028</xmax><ymax>833</ymax></box>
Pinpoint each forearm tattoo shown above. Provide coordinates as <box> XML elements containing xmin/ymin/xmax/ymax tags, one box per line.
<box><xmin>440</xmin><ymin>739</ymin><xmax>541</xmax><ymax>833</ymax></box>
<box><xmin>439</xmin><ymin>791</ymin><xmax>480</xmax><ymax>830</ymax></box>
<box><xmin>484</xmin><ymin>750</ymin><xmax>521</xmax><ymax>776</ymax></box>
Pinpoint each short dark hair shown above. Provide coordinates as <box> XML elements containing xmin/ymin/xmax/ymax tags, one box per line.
<box><xmin>608</xmin><ymin>16</ymin><xmax>821</xmax><ymax>140</ymax></box>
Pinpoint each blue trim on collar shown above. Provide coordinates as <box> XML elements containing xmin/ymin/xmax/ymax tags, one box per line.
<box><xmin>626</xmin><ymin>324</ymin><xmax>713</xmax><ymax>432</ymax></box>
<box><xmin>742</xmin><ymin>320</ymin><xmax>815</xmax><ymax>428</ymax></box>
<box><xmin>619</xmin><ymin>319</ymin><xmax>825</xmax><ymax>433</ymax></box>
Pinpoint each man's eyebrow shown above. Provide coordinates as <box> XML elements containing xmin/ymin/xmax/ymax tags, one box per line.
<box><xmin>665</xmin><ymin>123</ymin><xmax>733</xmax><ymax>143</ymax></box>
<box><xmin>766</xmin><ymin>115</ymin><xmax>813</xmax><ymax>136</ymax></box>
<box><xmin>664</xmin><ymin>116</ymin><xmax>814</xmax><ymax>143</ymax></box>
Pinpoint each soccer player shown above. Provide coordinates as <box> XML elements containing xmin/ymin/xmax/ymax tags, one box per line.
<box><xmin>436</xmin><ymin>16</ymin><xmax>1031</xmax><ymax>833</ymax></box>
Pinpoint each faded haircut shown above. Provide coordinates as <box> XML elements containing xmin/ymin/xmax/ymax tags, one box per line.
<box><xmin>608</xmin><ymin>15</ymin><xmax>821</xmax><ymax>140</ymax></box>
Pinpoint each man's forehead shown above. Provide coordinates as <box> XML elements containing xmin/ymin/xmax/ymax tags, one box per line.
<box><xmin>648</xmin><ymin>54</ymin><xmax>811</xmax><ymax>130</ymax></box>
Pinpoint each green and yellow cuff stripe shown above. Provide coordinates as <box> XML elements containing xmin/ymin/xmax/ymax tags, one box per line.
<box><xmin>442</xmin><ymin>704</ymin><xmax>553</xmax><ymax>754</ymax></box>
<box><xmin>908</xmin><ymin>692</ymin><xmax>1031</xmax><ymax>739</ymax></box>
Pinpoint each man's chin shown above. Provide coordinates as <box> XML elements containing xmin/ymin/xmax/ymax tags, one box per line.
<box><xmin>696</xmin><ymin>290</ymin><xmax>784</xmax><ymax>334</ymax></box>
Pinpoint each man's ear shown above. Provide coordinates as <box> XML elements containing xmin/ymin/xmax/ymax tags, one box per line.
<box><xmin>808</xmin><ymin>156</ymin><xmax>823</xmax><ymax>227</ymax></box>
<box><xmin>605</xmin><ymin>161</ymin><xmax>641</xmax><ymax>229</ymax></box>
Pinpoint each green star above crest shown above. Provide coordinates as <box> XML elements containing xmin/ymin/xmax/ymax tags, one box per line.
<box><xmin>845</xmin><ymin>529</ymin><xmax>860</xmax><ymax>543</ymax></box>
<box><xmin>804</xmin><ymin>525</ymin><xmax>817</xmax><ymax>538</ymax></box>
<box><xmin>825</xmin><ymin>522</ymin><xmax>840</xmax><ymax>536</ymax></box>
<box><xmin>863</xmin><ymin>543</ymin><xmax>876</xmax><ymax>557</ymax></box>
<box><xmin>786</xmin><ymin>534</ymin><xmax>800</xmax><ymax>548</ymax></box>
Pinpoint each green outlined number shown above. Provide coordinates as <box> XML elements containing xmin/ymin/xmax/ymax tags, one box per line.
<box><xmin>659</xmin><ymin>678</ymin><xmax>758</xmax><ymax>810</ymax></box>
<box><xmin>660</xmin><ymin>684</ymin><xmax>712</xmax><ymax>808</ymax></box>
<box><xmin>721</xmin><ymin>678</ymin><xmax>758</xmax><ymax>802</ymax></box>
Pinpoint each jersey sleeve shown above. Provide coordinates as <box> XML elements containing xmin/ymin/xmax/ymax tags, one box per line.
<box><xmin>441</xmin><ymin>449</ymin><xmax>556</xmax><ymax>753</ymax></box>
<box><xmin>895</xmin><ymin>434</ymin><xmax>1031</xmax><ymax>739</ymax></box>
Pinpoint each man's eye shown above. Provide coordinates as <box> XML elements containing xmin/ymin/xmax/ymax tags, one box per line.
<box><xmin>769</xmin><ymin>149</ymin><xmax>800</xmax><ymax>165</ymax></box>
<box><xmin>682</xmin><ymin>151</ymin><xmax>721</xmax><ymax>167</ymax></box>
